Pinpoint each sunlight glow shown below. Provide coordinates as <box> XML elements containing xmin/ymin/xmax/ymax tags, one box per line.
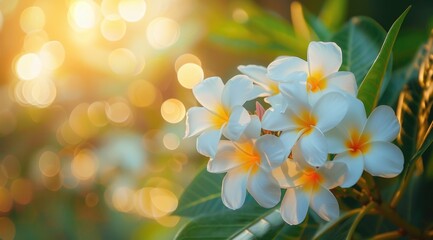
<box><xmin>118</xmin><ymin>0</ymin><xmax>147</xmax><ymax>22</ymax></box>
<box><xmin>177</xmin><ymin>63</ymin><xmax>203</xmax><ymax>89</ymax></box>
<box><xmin>15</xmin><ymin>53</ymin><xmax>42</xmax><ymax>81</ymax></box>
<box><xmin>147</xmin><ymin>17</ymin><xmax>180</xmax><ymax>49</ymax></box>
<box><xmin>161</xmin><ymin>99</ymin><xmax>185</xmax><ymax>123</ymax></box>
<box><xmin>69</xmin><ymin>1</ymin><xmax>98</xmax><ymax>30</ymax></box>
<box><xmin>20</xmin><ymin>6</ymin><xmax>45</xmax><ymax>33</ymax></box>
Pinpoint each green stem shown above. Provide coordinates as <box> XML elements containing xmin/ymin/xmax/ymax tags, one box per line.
<box><xmin>376</xmin><ymin>203</ymin><xmax>422</xmax><ymax>238</ymax></box>
<box><xmin>346</xmin><ymin>202</ymin><xmax>376</xmax><ymax>240</ymax></box>
<box><xmin>390</xmin><ymin>160</ymin><xmax>417</xmax><ymax>208</ymax></box>
<box><xmin>313</xmin><ymin>208</ymin><xmax>362</xmax><ymax>240</ymax></box>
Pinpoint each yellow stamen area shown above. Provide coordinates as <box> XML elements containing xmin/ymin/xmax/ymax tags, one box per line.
<box><xmin>211</xmin><ymin>104</ymin><xmax>229</xmax><ymax>129</ymax></box>
<box><xmin>307</xmin><ymin>71</ymin><xmax>327</xmax><ymax>93</ymax></box>
<box><xmin>235</xmin><ymin>141</ymin><xmax>261</xmax><ymax>173</ymax></box>
<box><xmin>293</xmin><ymin>109</ymin><xmax>317</xmax><ymax>135</ymax></box>
<box><xmin>269</xmin><ymin>82</ymin><xmax>280</xmax><ymax>95</ymax></box>
<box><xmin>300</xmin><ymin>169</ymin><xmax>323</xmax><ymax>192</ymax></box>
<box><xmin>345</xmin><ymin>129</ymin><xmax>371</xmax><ymax>157</ymax></box>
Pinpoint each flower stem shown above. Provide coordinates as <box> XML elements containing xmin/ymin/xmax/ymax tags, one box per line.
<box><xmin>346</xmin><ymin>201</ymin><xmax>376</xmax><ymax>240</ymax></box>
<box><xmin>375</xmin><ymin>203</ymin><xmax>422</xmax><ymax>238</ymax></box>
<box><xmin>369</xmin><ymin>230</ymin><xmax>402</xmax><ymax>240</ymax></box>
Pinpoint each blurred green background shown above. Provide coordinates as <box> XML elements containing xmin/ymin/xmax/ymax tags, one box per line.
<box><xmin>0</xmin><ymin>0</ymin><xmax>431</xmax><ymax>239</ymax></box>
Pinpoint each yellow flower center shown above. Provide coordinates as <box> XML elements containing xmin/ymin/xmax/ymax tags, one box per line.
<box><xmin>269</xmin><ymin>82</ymin><xmax>280</xmax><ymax>95</ymax></box>
<box><xmin>293</xmin><ymin>109</ymin><xmax>317</xmax><ymax>135</ymax></box>
<box><xmin>307</xmin><ymin>71</ymin><xmax>327</xmax><ymax>93</ymax></box>
<box><xmin>235</xmin><ymin>141</ymin><xmax>261</xmax><ymax>173</ymax></box>
<box><xmin>300</xmin><ymin>169</ymin><xmax>323</xmax><ymax>192</ymax></box>
<box><xmin>211</xmin><ymin>105</ymin><xmax>229</xmax><ymax>129</ymax></box>
<box><xmin>345</xmin><ymin>129</ymin><xmax>371</xmax><ymax>157</ymax></box>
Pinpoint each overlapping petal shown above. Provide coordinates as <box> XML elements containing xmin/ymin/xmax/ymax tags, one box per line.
<box><xmin>307</xmin><ymin>42</ymin><xmax>342</xmax><ymax>77</ymax></box>
<box><xmin>192</xmin><ymin>77</ymin><xmax>224</xmax><ymax>112</ymax></box>
<box><xmin>364</xmin><ymin>106</ymin><xmax>400</xmax><ymax>142</ymax></box>
<box><xmin>310</xmin><ymin>187</ymin><xmax>339</xmax><ymax>221</ymax></box>
<box><xmin>267</xmin><ymin>56</ymin><xmax>308</xmax><ymax>82</ymax></box>
<box><xmin>224</xmin><ymin>105</ymin><xmax>250</xmax><ymax>140</ymax></box>
<box><xmin>255</xmin><ymin>134</ymin><xmax>286</xmax><ymax>170</ymax></box>
<box><xmin>222</xmin><ymin>75</ymin><xmax>254</xmax><ymax>109</ymax></box>
<box><xmin>184</xmin><ymin>107</ymin><xmax>217</xmax><ymax>137</ymax></box>
<box><xmin>299</xmin><ymin>128</ymin><xmax>328</xmax><ymax>167</ymax></box>
<box><xmin>272</xmin><ymin>159</ymin><xmax>303</xmax><ymax>188</ymax></box>
<box><xmin>196</xmin><ymin>129</ymin><xmax>221</xmax><ymax>157</ymax></box>
<box><xmin>221</xmin><ymin>166</ymin><xmax>250</xmax><ymax>210</ymax></box>
<box><xmin>318</xmin><ymin>161</ymin><xmax>348</xmax><ymax>189</ymax></box>
<box><xmin>247</xmin><ymin>170</ymin><xmax>281</xmax><ymax>208</ymax></box>
<box><xmin>314</xmin><ymin>92</ymin><xmax>348</xmax><ymax>132</ymax></box>
<box><xmin>207</xmin><ymin>141</ymin><xmax>246</xmax><ymax>173</ymax></box>
<box><xmin>364</xmin><ymin>142</ymin><xmax>404</xmax><ymax>177</ymax></box>
<box><xmin>280</xmin><ymin>187</ymin><xmax>311</xmax><ymax>225</ymax></box>
<box><xmin>326</xmin><ymin>71</ymin><xmax>357</xmax><ymax>96</ymax></box>
<box><xmin>333</xmin><ymin>152</ymin><xmax>364</xmax><ymax>187</ymax></box>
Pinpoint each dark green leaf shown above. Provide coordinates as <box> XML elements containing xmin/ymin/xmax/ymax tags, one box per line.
<box><xmin>304</xmin><ymin>9</ymin><xmax>332</xmax><ymax>41</ymax></box>
<box><xmin>357</xmin><ymin>6</ymin><xmax>411</xmax><ymax>115</ymax></box>
<box><xmin>312</xmin><ymin>209</ymin><xmax>361</xmax><ymax>240</ymax></box>
<box><xmin>174</xmin><ymin>168</ymin><xmax>226</xmax><ymax>217</ymax></box>
<box><xmin>332</xmin><ymin>17</ymin><xmax>390</xmax><ymax>87</ymax></box>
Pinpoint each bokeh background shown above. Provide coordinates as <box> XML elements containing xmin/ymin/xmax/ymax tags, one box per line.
<box><xmin>0</xmin><ymin>0</ymin><xmax>431</xmax><ymax>239</ymax></box>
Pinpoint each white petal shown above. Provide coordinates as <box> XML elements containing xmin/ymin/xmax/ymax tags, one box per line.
<box><xmin>249</xmin><ymin>85</ymin><xmax>270</xmax><ymax>99</ymax></box>
<box><xmin>207</xmin><ymin>140</ymin><xmax>246</xmax><ymax>173</ymax></box>
<box><xmin>310</xmin><ymin>187</ymin><xmax>339</xmax><ymax>221</ymax></box>
<box><xmin>307</xmin><ymin>42</ymin><xmax>342</xmax><ymax>77</ymax></box>
<box><xmin>280</xmin><ymin>187</ymin><xmax>311</xmax><ymax>225</ymax></box>
<box><xmin>325</xmin><ymin>127</ymin><xmax>349</xmax><ymax>154</ymax></box>
<box><xmin>319</xmin><ymin>160</ymin><xmax>349</xmax><ymax>189</ymax></box>
<box><xmin>256</xmin><ymin>134</ymin><xmax>286</xmax><ymax>170</ymax></box>
<box><xmin>364</xmin><ymin>105</ymin><xmax>400</xmax><ymax>142</ymax></box>
<box><xmin>326</xmin><ymin>71</ymin><xmax>357</xmax><ymax>96</ymax></box>
<box><xmin>272</xmin><ymin>158</ymin><xmax>303</xmax><ymax>188</ymax></box>
<box><xmin>261</xmin><ymin>107</ymin><xmax>298</xmax><ymax>131</ymax></box>
<box><xmin>280</xmin><ymin>130</ymin><xmax>303</xmax><ymax>157</ymax></box>
<box><xmin>299</xmin><ymin>128</ymin><xmax>328</xmax><ymax>167</ymax></box>
<box><xmin>340</xmin><ymin>97</ymin><xmax>367</xmax><ymax>133</ymax></box>
<box><xmin>332</xmin><ymin>152</ymin><xmax>364</xmax><ymax>187</ymax></box>
<box><xmin>197</xmin><ymin>129</ymin><xmax>221</xmax><ymax>157</ymax></box>
<box><xmin>247</xmin><ymin>170</ymin><xmax>281</xmax><ymax>208</ymax></box>
<box><xmin>238</xmin><ymin>65</ymin><xmax>272</xmax><ymax>87</ymax></box>
<box><xmin>363</xmin><ymin>142</ymin><xmax>404</xmax><ymax>178</ymax></box>
<box><xmin>314</xmin><ymin>92</ymin><xmax>348</xmax><ymax>132</ymax></box>
<box><xmin>265</xmin><ymin>93</ymin><xmax>288</xmax><ymax>110</ymax></box>
<box><xmin>221</xmin><ymin>166</ymin><xmax>250</xmax><ymax>210</ymax></box>
<box><xmin>223</xmin><ymin>106</ymin><xmax>250</xmax><ymax>140</ymax></box>
<box><xmin>222</xmin><ymin>75</ymin><xmax>253</xmax><ymax>109</ymax></box>
<box><xmin>242</xmin><ymin>115</ymin><xmax>261</xmax><ymax>139</ymax></box>
<box><xmin>185</xmin><ymin>107</ymin><xmax>217</xmax><ymax>137</ymax></box>
<box><xmin>193</xmin><ymin>77</ymin><xmax>224</xmax><ymax>112</ymax></box>
<box><xmin>279</xmin><ymin>80</ymin><xmax>310</xmax><ymax>109</ymax></box>
<box><xmin>267</xmin><ymin>57</ymin><xmax>308</xmax><ymax>82</ymax></box>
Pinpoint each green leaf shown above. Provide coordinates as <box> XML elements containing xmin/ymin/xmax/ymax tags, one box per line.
<box><xmin>357</xmin><ymin>6</ymin><xmax>411</xmax><ymax>115</ymax></box>
<box><xmin>410</xmin><ymin>121</ymin><xmax>433</xmax><ymax>164</ymax></box>
<box><xmin>312</xmin><ymin>209</ymin><xmax>361</xmax><ymax>240</ymax></box>
<box><xmin>331</xmin><ymin>17</ymin><xmax>390</xmax><ymax>87</ymax></box>
<box><xmin>304</xmin><ymin>9</ymin><xmax>332</xmax><ymax>41</ymax></box>
<box><xmin>174</xmin><ymin>168</ymin><xmax>226</xmax><ymax>218</ymax></box>
<box><xmin>319</xmin><ymin>0</ymin><xmax>347</xmax><ymax>31</ymax></box>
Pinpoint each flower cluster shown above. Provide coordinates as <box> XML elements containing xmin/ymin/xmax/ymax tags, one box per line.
<box><xmin>185</xmin><ymin>41</ymin><xmax>404</xmax><ymax>225</ymax></box>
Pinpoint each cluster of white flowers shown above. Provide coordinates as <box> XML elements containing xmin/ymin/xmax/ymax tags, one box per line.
<box><xmin>185</xmin><ymin>41</ymin><xmax>404</xmax><ymax>225</ymax></box>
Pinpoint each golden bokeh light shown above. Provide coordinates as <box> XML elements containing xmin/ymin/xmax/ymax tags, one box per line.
<box><xmin>39</xmin><ymin>41</ymin><xmax>65</xmax><ymax>70</ymax></box>
<box><xmin>15</xmin><ymin>53</ymin><xmax>43</xmax><ymax>81</ymax></box>
<box><xmin>69</xmin><ymin>103</ymin><xmax>98</xmax><ymax>138</ymax></box>
<box><xmin>39</xmin><ymin>151</ymin><xmax>61</xmax><ymax>177</ymax></box>
<box><xmin>160</xmin><ymin>98</ymin><xmax>185</xmax><ymax>123</ymax></box>
<box><xmin>118</xmin><ymin>0</ymin><xmax>147</xmax><ymax>22</ymax></box>
<box><xmin>22</xmin><ymin>30</ymin><xmax>48</xmax><ymax>52</ymax></box>
<box><xmin>177</xmin><ymin>63</ymin><xmax>204</xmax><ymax>89</ymax></box>
<box><xmin>100</xmin><ymin>17</ymin><xmax>127</xmax><ymax>41</ymax></box>
<box><xmin>42</xmin><ymin>175</ymin><xmax>62</xmax><ymax>192</ymax></box>
<box><xmin>68</xmin><ymin>1</ymin><xmax>98</xmax><ymax>30</ymax></box>
<box><xmin>149</xmin><ymin>188</ymin><xmax>178</xmax><ymax>214</ymax></box>
<box><xmin>0</xmin><ymin>187</ymin><xmax>12</xmax><ymax>213</ymax></box>
<box><xmin>0</xmin><ymin>217</ymin><xmax>15</xmax><ymax>240</ymax></box>
<box><xmin>174</xmin><ymin>53</ymin><xmax>201</xmax><ymax>72</ymax></box>
<box><xmin>58</xmin><ymin>121</ymin><xmax>83</xmax><ymax>146</ymax></box>
<box><xmin>155</xmin><ymin>215</ymin><xmax>180</xmax><ymax>228</ymax></box>
<box><xmin>112</xmin><ymin>186</ymin><xmax>134</xmax><ymax>212</ymax></box>
<box><xmin>147</xmin><ymin>17</ymin><xmax>180</xmax><ymax>49</ymax></box>
<box><xmin>106</xmin><ymin>100</ymin><xmax>132</xmax><ymax>124</ymax></box>
<box><xmin>71</xmin><ymin>149</ymin><xmax>98</xmax><ymax>181</ymax></box>
<box><xmin>20</xmin><ymin>6</ymin><xmax>46</xmax><ymax>33</ymax></box>
<box><xmin>101</xmin><ymin>0</ymin><xmax>120</xmax><ymax>20</ymax></box>
<box><xmin>134</xmin><ymin>187</ymin><xmax>178</xmax><ymax>219</ymax></box>
<box><xmin>10</xmin><ymin>178</ymin><xmax>33</xmax><ymax>205</ymax></box>
<box><xmin>162</xmin><ymin>133</ymin><xmax>180</xmax><ymax>150</ymax></box>
<box><xmin>232</xmin><ymin>8</ymin><xmax>249</xmax><ymax>23</ymax></box>
<box><xmin>87</xmin><ymin>101</ymin><xmax>109</xmax><ymax>127</ymax></box>
<box><xmin>127</xmin><ymin>80</ymin><xmax>158</xmax><ymax>108</ymax></box>
<box><xmin>85</xmin><ymin>192</ymin><xmax>99</xmax><ymax>207</ymax></box>
<box><xmin>108</xmin><ymin>48</ymin><xmax>137</xmax><ymax>75</ymax></box>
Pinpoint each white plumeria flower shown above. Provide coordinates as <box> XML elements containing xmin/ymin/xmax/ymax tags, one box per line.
<box><xmin>262</xmin><ymin>81</ymin><xmax>348</xmax><ymax>167</ymax></box>
<box><xmin>273</xmin><ymin>144</ymin><xmax>347</xmax><ymax>225</ymax></box>
<box><xmin>267</xmin><ymin>41</ymin><xmax>357</xmax><ymax>104</ymax></box>
<box><xmin>207</xmin><ymin>116</ymin><xmax>286</xmax><ymax>210</ymax></box>
<box><xmin>185</xmin><ymin>75</ymin><xmax>256</xmax><ymax>157</ymax></box>
<box><xmin>238</xmin><ymin>64</ymin><xmax>288</xmax><ymax>109</ymax></box>
<box><xmin>326</xmin><ymin>98</ymin><xmax>404</xmax><ymax>187</ymax></box>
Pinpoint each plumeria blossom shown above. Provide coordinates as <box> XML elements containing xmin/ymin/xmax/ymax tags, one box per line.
<box><xmin>326</xmin><ymin>98</ymin><xmax>404</xmax><ymax>187</ymax></box>
<box><xmin>185</xmin><ymin>75</ymin><xmax>257</xmax><ymax>157</ymax></box>
<box><xmin>262</xmin><ymin>81</ymin><xmax>348</xmax><ymax>166</ymax></box>
<box><xmin>273</xmin><ymin>144</ymin><xmax>347</xmax><ymax>225</ymax></box>
<box><xmin>238</xmin><ymin>64</ymin><xmax>288</xmax><ymax>109</ymax></box>
<box><xmin>267</xmin><ymin>41</ymin><xmax>357</xmax><ymax>104</ymax></box>
<box><xmin>207</xmin><ymin>116</ymin><xmax>286</xmax><ymax>210</ymax></box>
